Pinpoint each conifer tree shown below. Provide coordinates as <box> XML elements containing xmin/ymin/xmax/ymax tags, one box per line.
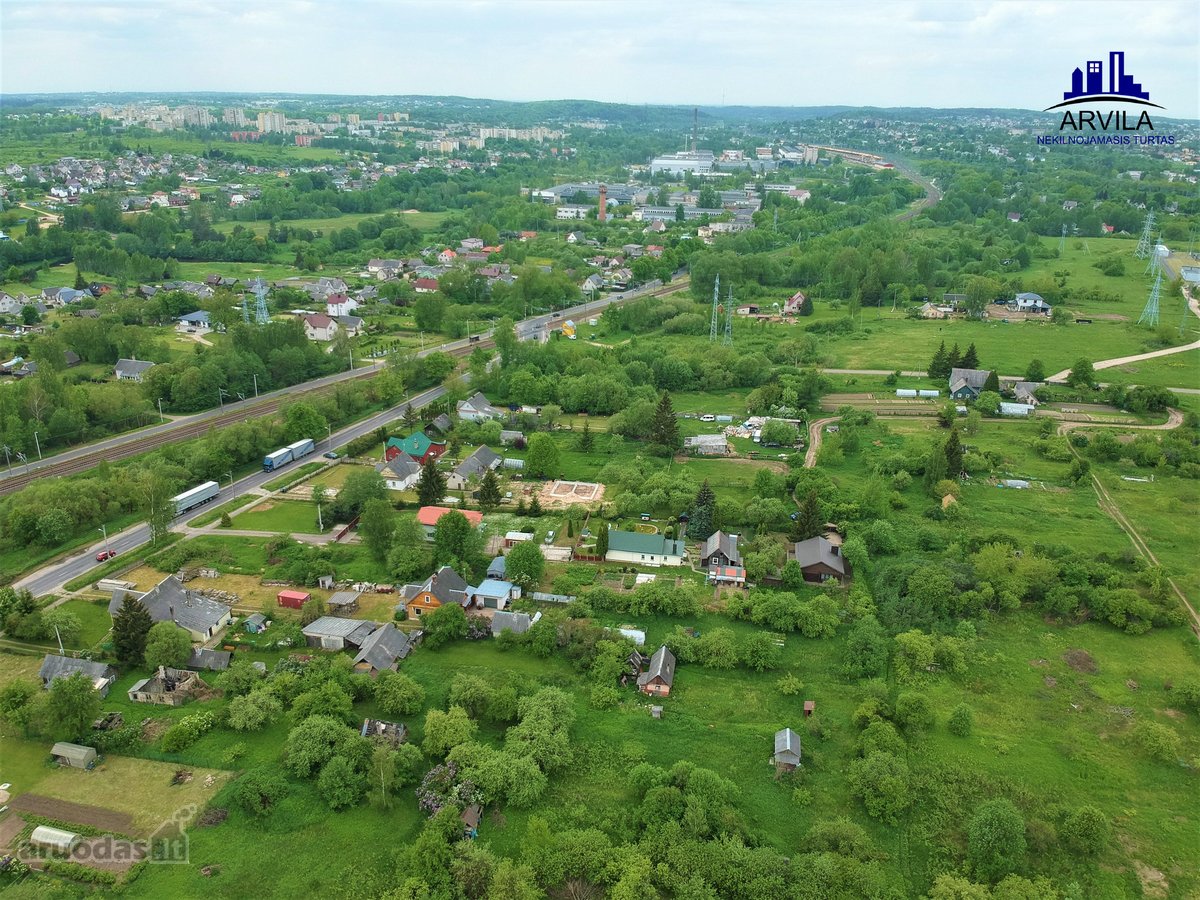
<box><xmin>595</xmin><ymin>524</ymin><xmax>609</xmax><ymax>557</ymax></box>
<box><xmin>477</xmin><ymin>467</ymin><xmax>501</xmax><ymax>512</ymax></box>
<box><xmin>689</xmin><ymin>480</ymin><xmax>717</xmax><ymax>540</ymax></box>
<box><xmin>528</xmin><ymin>494</ymin><xmax>542</xmax><ymax>517</ymax></box>
<box><xmin>576</xmin><ymin>419</ymin><xmax>594</xmax><ymax>453</ymax></box>
<box><xmin>416</xmin><ymin>456</ymin><xmax>447</xmax><ymax>508</ymax></box>
<box><xmin>961</xmin><ymin>343</ymin><xmax>979</xmax><ymax>370</ymax></box>
<box><xmin>113</xmin><ymin>595</ymin><xmax>152</xmax><ymax>666</ymax></box>
<box><xmin>928</xmin><ymin>341</ymin><xmax>950</xmax><ymax>380</ymax></box>
<box><xmin>983</xmin><ymin>370</ymin><xmax>1000</xmax><ymax>393</ymax></box>
<box><xmin>650</xmin><ymin>392</ymin><xmax>681</xmax><ymax>449</ymax></box>
<box><xmin>791</xmin><ymin>489</ymin><xmax>823</xmax><ymax>541</ymax></box>
<box><xmin>947</xmin><ymin>343</ymin><xmax>962</xmax><ymax>370</ymax></box>
<box><xmin>944</xmin><ymin>428</ymin><xmax>964</xmax><ymax>477</ymax></box>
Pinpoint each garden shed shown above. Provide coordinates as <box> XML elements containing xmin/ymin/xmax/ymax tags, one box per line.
<box><xmin>277</xmin><ymin>589</ymin><xmax>310</xmax><ymax>609</ymax></box>
<box><xmin>51</xmin><ymin>741</ymin><xmax>97</xmax><ymax>769</ymax></box>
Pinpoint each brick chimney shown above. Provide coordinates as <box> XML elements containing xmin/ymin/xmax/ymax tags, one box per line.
<box><xmin>597</xmin><ymin>184</ymin><xmax>607</xmax><ymax>222</ymax></box>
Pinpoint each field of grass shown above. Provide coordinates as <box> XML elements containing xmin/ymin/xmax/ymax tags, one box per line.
<box><xmin>230</xmin><ymin>499</ymin><xmax>324</xmax><ymax>534</ymax></box>
<box><xmin>305</xmin><ymin>462</ymin><xmax>360</xmax><ymax>491</ymax></box>
<box><xmin>1099</xmin><ymin>348</ymin><xmax>1200</xmax><ymax>389</ymax></box>
<box><xmin>214</xmin><ymin>209</ymin><xmax>447</xmax><ymax>238</ymax></box>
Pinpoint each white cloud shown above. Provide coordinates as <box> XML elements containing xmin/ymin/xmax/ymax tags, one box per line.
<box><xmin>1</xmin><ymin>0</ymin><xmax>1195</xmax><ymax>114</ymax></box>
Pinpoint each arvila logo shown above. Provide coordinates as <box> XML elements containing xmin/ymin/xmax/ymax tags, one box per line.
<box><xmin>1038</xmin><ymin>51</ymin><xmax>1174</xmax><ymax>145</ymax></box>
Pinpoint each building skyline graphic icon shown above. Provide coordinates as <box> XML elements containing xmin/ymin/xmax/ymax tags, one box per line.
<box><xmin>1061</xmin><ymin>51</ymin><xmax>1153</xmax><ymax>102</ymax></box>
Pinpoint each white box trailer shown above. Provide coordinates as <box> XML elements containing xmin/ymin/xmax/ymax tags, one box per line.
<box><xmin>263</xmin><ymin>447</ymin><xmax>293</xmax><ymax>471</ymax></box>
<box><xmin>172</xmin><ymin>481</ymin><xmax>219</xmax><ymax>517</ymax></box>
<box><xmin>287</xmin><ymin>438</ymin><xmax>316</xmax><ymax>461</ymax></box>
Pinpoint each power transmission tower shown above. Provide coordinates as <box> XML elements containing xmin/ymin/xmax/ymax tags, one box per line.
<box><xmin>251</xmin><ymin>278</ymin><xmax>270</xmax><ymax>324</ymax></box>
<box><xmin>1138</xmin><ymin>267</ymin><xmax>1162</xmax><ymax>327</ymax></box>
<box><xmin>723</xmin><ymin>285</ymin><xmax>733</xmax><ymax>346</ymax></box>
<box><xmin>1134</xmin><ymin>210</ymin><xmax>1156</xmax><ymax>259</ymax></box>
<box><xmin>1145</xmin><ymin>233</ymin><xmax>1163</xmax><ymax>275</ymax></box>
<box><xmin>709</xmin><ymin>273</ymin><xmax>720</xmax><ymax>342</ymax></box>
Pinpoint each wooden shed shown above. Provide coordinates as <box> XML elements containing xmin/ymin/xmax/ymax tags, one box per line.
<box><xmin>51</xmin><ymin>741</ymin><xmax>97</xmax><ymax>769</ymax></box>
<box><xmin>277</xmin><ymin>589</ymin><xmax>310</xmax><ymax>609</ymax></box>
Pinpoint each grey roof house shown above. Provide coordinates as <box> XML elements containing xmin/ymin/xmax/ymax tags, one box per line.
<box><xmin>108</xmin><ymin>576</ymin><xmax>232</xmax><ymax>642</ymax></box>
<box><xmin>774</xmin><ymin>727</ymin><xmax>802</xmax><ymax>769</ymax></box>
<box><xmin>700</xmin><ymin>531</ymin><xmax>741</xmax><ymax>568</ymax></box>
<box><xmin>302</xmin><ymin>616</ymin><xmax>377</xmax><ymax>651</ymax></box>
<box><xmin>948</xmin><ymin>367</ymin><xmax>992</xmax><ymax>400</ymax></box>
<box><xmin>636</xmin><ymin>645</ymin><xmax>677</xmax><ymax>696</ymax></box>
<box><xmin>186</xmin><ymin>648</ymin><xmax>232</xmax><ymax>671</ymax></box>
<box><xmin>39</xmin><ymin>655</ymin><xmax>117</xmax><ymax>698</ymax></box>
<box><xmin>353</xmin><ymin>623</ymin><xmax>412</xmax><ymax>675</ymax></box>
<box><xmin>790</xmin><ymin>537</ymin><xmax>848</xmax><ymax>583</ymax></box>
<box><xmin>114</xmin><ymin>358</ymin><xmax>156</xmax><ymax>382</ymax></box>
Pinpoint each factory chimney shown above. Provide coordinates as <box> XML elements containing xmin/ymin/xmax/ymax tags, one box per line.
<box><xmin>597</xmin><ymin>184</ymin><xmax>607</xmax><ymax>222</ymax></box>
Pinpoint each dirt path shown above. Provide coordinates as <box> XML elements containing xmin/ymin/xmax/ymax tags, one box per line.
<box><xmin>1055</xmin><ymin>412</ymin><xmax>1199</xmax><ymax>639</ymax></box>
<box><xmin>1047</xmin><ymin>284</ymin><xmax>1200</xmax><ymax>382</ymax></box>
<box><xmin>804</xmin><ymin>416</ymin><xmax>841</xmax><ymax>468</ymax></box>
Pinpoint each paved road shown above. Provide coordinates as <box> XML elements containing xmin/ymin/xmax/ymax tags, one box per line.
<box><xmin>15</xmin><ymin>381</ymin><xmax>449</xmax><ymax>596</ymax></box>
<box><xmin>12</xmin><ymin>277</ymin><xmax>693</xmax><ymax>596</ymax></box>
<box><xmin>2</xmin><ymin>278</ymin><xmax>684</xmax><ymax>484</ymax></box>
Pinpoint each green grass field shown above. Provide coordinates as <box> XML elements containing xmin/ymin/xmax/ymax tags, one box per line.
<box><xmin>229</xmin><ymin>499</ymin><xmax>324</xmax><ymax>534</ymax></box>
<box><xmin>214</xmin><ymin>209</ymin><xmax>448</xmax><ymax>238</ymax></box>
<box><xmin>262</xmin><ymin>461</ymin><xmax>326</xmax><ymax>492</ymax></box>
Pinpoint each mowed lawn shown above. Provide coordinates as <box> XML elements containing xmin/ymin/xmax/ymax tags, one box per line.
<box><xmin>230</xmin><ymin>499</ymin><xmax>324</xmax><ymax>534</ymax></box>
<box><xmin>1</xmin><ymin>744</ymin><xmax>233</xmax><ymax>835</ymax></box>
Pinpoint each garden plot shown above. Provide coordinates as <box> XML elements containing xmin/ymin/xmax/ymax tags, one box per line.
<box><xmin>538</xmin><ymin>479</ymin><xmax>605</xmax><ymax>508</ymax></box>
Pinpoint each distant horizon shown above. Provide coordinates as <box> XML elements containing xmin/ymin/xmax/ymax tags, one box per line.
<box><xmin>2</xmin><ymin>91</ymin><xmax>1198</xmax><ymax>125</ymax></box>
<box><xmin>2</xmin><ymin>1</ymin><xmax>1197</xmax><ymax>116</ymax></box>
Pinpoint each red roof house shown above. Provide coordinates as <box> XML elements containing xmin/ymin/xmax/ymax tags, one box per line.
<box><xmin>413</xmin><ymin>278</ymin><xmax>440</xmax><ymax>293</ymax></box>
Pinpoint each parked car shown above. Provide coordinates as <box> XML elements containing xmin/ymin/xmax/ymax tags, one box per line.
<box><xmin>700</xmin><ymin>414</ymin><xmax>716</xmax><ymax>422</ymax></box>
<box><xmin>96</xmin><ymin>550</ymin><xmax>117</xmax><ymax>562</ymax></box>
<box><xmin>323</xmin><ymin>451</ymin><xmax>339</xmax><ymax>459</ymax></box>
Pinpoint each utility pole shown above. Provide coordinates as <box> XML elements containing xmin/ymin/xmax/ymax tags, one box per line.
<box><xmin>33</xmin><ymin>431</ymin><xmax>42</xmax><ymax>460</ymax></box>
<box><xmin>97</xmin><ymin>524</ymin><xmax>110</xmax><ymax>556</ymax></box>
<box><xmin>54</xmin><ymin>624</ymin><xmax>64</xmax><ymax>655</ymax></box>
<box><xmin>326</xmin><ymin>423</ymin><xmax>333</xmax><ymax>448</ymax></box>
<box><xmin>157</xmin><ymin>397</ymin><xmax>165</xmax><ymax>423</ymax></box>
<box><xmin>252</xmin><ymin>373</ymin><xmax>259</xmax><ymax>398</ymax></box>
<box><xmin>218</xmin><ymin>388</ymin><xmax>228</xmax><ymax>409</ymax></box>
<box><xmin>2</xmin><ymin>445</ymin><xmax>10</xmax><ymax>474</ymax></box>
<box><xmin>225</xmin><ymin>471</ymin><xmax>234</xmax><ymax>488</ymax></box>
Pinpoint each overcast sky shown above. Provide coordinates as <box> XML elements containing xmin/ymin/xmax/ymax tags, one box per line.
<box><xmin>2</xmin><ymin>0</ymin><xmax>1197</xmax><ymax>115</ymax></box>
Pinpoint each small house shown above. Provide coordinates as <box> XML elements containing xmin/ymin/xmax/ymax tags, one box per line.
<box><xmin>790</xmin><ymin>537</ymin><xmax>848</xmax><ymax>584</ymax></box>
<box><xmin>386</xmin><ymin>432</ymin><xmax>446</xmax><ymax>465</ymax></box>
<box><xmin>504</xmin><ymin>531</ymin><xmax>534</xmax><ymax>548</ymax></box>
<box><xmin>486</xmin><ymin>555</ymin><xmax>507</xmax><ymax>579</ymax></box>
<box><xmin>128</xmin><ymin>667</ymin><xmax>203</xmax><ymax>706</ymax></box>
<box><xmin>51</xmin><ymin>741</ymin><xmax>97</xmax><ymax>769</ymax></box>
<box><xmin>636</xmin><ymin>645</ymin><xmax>676</xmax><ymax>697</ymax></box>
<box><xmin>605</xmin><ymin>529</ymin><xmax>685</xmax><ymax>567</ymax></box>
<box><xmin>1012</xmin><ymin>292</ymin><xmax>1051</xmax><ymax>315</ymax></box>
<box><xmin>948</xmin><ymin>367</ymin><xmax>992</xmax><ymax>401</ymax></box>
<box><xmin>277</xmin><ymin>589</ymin><xmax>310</xmax><ymax>609</ymax></box>
<box><xmin>361</xmin><ymin>718</ymin><xmax>408</xmax><ymax>746</ymax></box>
<box><xmin>114</xmin><ymin>358</ymin><xmax>155</xmax><ymax>383</ymax></box>
<box><xmin>352</xmin><ymin>623</ymin><xmax>412</xmax><ymax>675</ymax></box>
<box><xmin>446</xmin><ymin>446</ymin><xmax>502</xmax><ymax>491</ymax></box>
<box><xmin>396</xmin><ymin>566</ymin><xmax>469</xmax><ymax>617</ymax></box>
<box><xmin>417</xmin><ymin>506</ymin><xmax>483</xmax><ymax>541</ymax></box>
<box><xmin>491</xmin><ymin>610</ymin><xmax>536</xmax><ymax>637</ymax></box>
<box><xmin>39</xmin><ymin>655</ymin><xmax>117</xmax><ymax>698</ymax></box>
<box><xmin>456</xmin><ymin>392</ymin><xmax>502</xmax><ymax>423</ymax></box>
<box><xmin>700</xmin><ymin>531</ymin><xmax>742</xmax><ymax>568</ymax></box>
<box><xmin>461</xmin><ymin>804</ymin><xmax>482</xmax><ymax>839</ymax></box>
<box><xmin>378</xmin><ymin>453</ymin><xmax>421</xmax><ymax>491</ymax></box>
<box><xmin>773</xmin><ymin>728</ymin><xmax>802</xmax><ymax>771</ymax></box>
<box><xmin>243</xmin><ymin>613</ymin><xmax>267</xmax><ymax>634</ymax></box>
<box><xmin>186</xmin><ymin>648</ymin><xmax>232</xmax><ymax>672</ymax></box>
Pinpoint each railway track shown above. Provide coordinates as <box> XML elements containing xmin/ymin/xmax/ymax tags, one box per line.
<box><xmin>0</xmin><ymin>338</ymin><xmax>490</xmax><ymax>495</ymax></box>
<box><xmin>0</xmin><ymin>277</ymin><xmax>689</xmax><ymax>497</ymax></box>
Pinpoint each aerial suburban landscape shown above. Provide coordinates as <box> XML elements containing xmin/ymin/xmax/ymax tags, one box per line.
<box><xmin>0</xmin><ymin>2</ymin><xmax>1197</xmax><ymax>899</ymax></box>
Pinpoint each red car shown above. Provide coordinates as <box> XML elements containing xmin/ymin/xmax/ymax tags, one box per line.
<box><xmin>96</xmin><ymin>550</ymin><xmax>116</xmax><ymax>562</ymax></box>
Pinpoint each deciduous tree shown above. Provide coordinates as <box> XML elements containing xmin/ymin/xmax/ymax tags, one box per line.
<box><xmin>143</xmin><ymin>621</ymin><xmax>192</xmax><ymax>670</ymax></box>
